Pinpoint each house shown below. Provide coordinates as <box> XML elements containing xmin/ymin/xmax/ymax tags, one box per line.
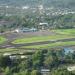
<box><xmin>38</xmin><ymin>22</ymin><xmax>49</xmax><ymax>30</ymax></box>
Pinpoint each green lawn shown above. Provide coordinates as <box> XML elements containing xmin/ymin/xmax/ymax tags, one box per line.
<box><xmin>53</xmin><ymin>29</ymin><xmax>75</xmax><ymax>35</ymax></box>
<box><xmin>12</xmin><ymin>35</ymin><xmax>75</xmax><ymax>44</ymax></box>
<box><xmin>21</xmin><ymin>41</ymin><xmax>75</xmax><ymax>49</ymax></box>
<box><xmin>0</xmin><ymin>36</ymin><xmax>6</xmax><ymax>44</ymax></box>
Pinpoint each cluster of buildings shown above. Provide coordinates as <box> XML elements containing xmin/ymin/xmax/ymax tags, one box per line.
<box><xmin>14</xmin><ymin>22</ymin><xmax>49</xmax><ymax>33</ymax></box>
<box><xmin>0</xmin><ymin>4</ymin><xmax>75</xmax><ymax>17</ymax></box>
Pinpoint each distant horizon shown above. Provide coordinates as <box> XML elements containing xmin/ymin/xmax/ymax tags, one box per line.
<box><xmin>0</xmin><ymin>0</ymin><xmax>75</xmax><ymax>9</ymax></box>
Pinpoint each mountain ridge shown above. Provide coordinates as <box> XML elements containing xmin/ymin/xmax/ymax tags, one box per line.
<box><xmin>0</xmin><ymin>0</ymin><xmax>75</xmax><ymax>9</ymax></box>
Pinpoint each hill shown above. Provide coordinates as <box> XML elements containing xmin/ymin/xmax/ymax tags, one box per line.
<box><xmin>0</xmin><ymin>0</ymin><xmax>75</xmax><ymax>9</ymax></box>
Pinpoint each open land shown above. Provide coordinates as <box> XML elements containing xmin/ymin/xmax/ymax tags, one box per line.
<box><xmin>0</xmin><ymin>29</ymin><xmax>75</xmax><ymax>54</ymax></box>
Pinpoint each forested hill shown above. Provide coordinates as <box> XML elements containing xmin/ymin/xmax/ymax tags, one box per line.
<box><xmin>0</xmin><ymin>0</ymin><xmax>75</xmax><ymax>9</ymax></box>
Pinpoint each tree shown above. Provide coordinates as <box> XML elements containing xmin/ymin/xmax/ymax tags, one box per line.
<box><xmin>31</xmin><ymin>70</ymin><xmax>41</xmax><ymax>75</ymax></box>
<box><xmin>44</xmin><ymin>50</ymin><xmax>59</xmax><ymax>69</ymax></box>
<box><xmin>19</xmin><ymin>58</ymin><xmax>32</xmax><ymax>71</ymax></box>
<box><xmin>51</xmin><ymin>68</ymin><xmax>73</xmax><ymax>75</ymax></box>
<box><xmin>32</xmin><ymin>50</ymin><xmax>44</xmax><ymax>69</ymax></box>
<box><xmin>0</xmin><ymin>56</ymin><xmax>11</xmax><ymax>68</ymax></box>
<box><xmin>4</xmin><ymin>67</ymin><xmax>12</xmax><ymax>75</ymax></box>
<box><xmin>19</xmin><ymin>70</ymin><xmax>31</xmax><ymax>75</ymax></box>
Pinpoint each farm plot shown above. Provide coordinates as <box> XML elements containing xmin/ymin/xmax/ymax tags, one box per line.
<box><xmin>0</xmin><ymin>36</ymin><xmax>6</xmax><ymax>44</ymax></box>
<box><xmin>53</xmin><ymin>29</ymin><xmax>75</xmax><ymax>35</ymax></box>
<box><xmin>0</xmin><ymin>48</ymin><xmax>35</xmax><ymax>54</ymax></box>
<box><xmin>21</xmin><ymin>41</ymin><xmax>75</xmax><ymax>49</ymax></box>
<box><xmin>12</xmin><ymin>35</ymin><xmax>75</xmax><ymax>44</ymax></box>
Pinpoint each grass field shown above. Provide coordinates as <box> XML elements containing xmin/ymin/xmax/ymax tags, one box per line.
<box><xmin>53</xmin><ymin>29</ymin><xmax>75</xmax><ymax>35</ymax></box>
<box><xmin>12</xmin><ymin>34</ymin><xmax>75</xmax><ymax>44</ymax></box>
<box><xmin>1</xmin><ymin>41</ymin><xmax>75</xmax><ymax>53</ymax></box>
<box><xmin>0</xmin><ymin>48</ymin><xmax>18</xmax><ymax>53</ymax></box>
<box><xmin>0</xmin><ymin>36</ymin><xmax>6</xmax><ymax>44</ymax></box>
<box><xmin>21</xmin><ymin>41</ymin><xmax>75</xmax><ymax>49</ymax></box>
<box><xmin>0</xmin><ymin>48</ymin><xmax>35</xmax><ymax>54</ymax></box>
<box><xmin>1</xmin><ymin>29</ymin><xmax>75</xmax><ymax>53</ymax></box>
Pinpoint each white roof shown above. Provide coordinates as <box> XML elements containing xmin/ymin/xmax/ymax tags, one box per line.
<box><xmin>21</xmin><ymin>56</ymin><xmax>28</xmax><ymax>59</ymax></box>
<box><xmin>39</xmin><ymin>23</ymin><xmax>48</xmax><ymax>25</ymax></box>
<box><xmin>22</xmin><ymin>6</ymin><xmax>29</xmax><ymax>9</ymax></box>
<box><xmin>41</xmin><ymin>69</ymin><xmax>50</xmax><ymax>72</ymax></box>
<box><xmin>67</xmin><ymin>66</ymin><xmax>75</xmax><ymax>71</ymax></box>
<box><xmin>15</xmin><ymin>29</ymin><xmax>19</xmax><ymax>33</ymax></box>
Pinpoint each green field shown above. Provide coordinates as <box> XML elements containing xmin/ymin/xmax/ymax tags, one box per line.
<box><xmin>0</xmin><ymin>48</ymin><xmax>18</xmax><ymax>53</ymax></box>
<box><xmin>1</xmin><ymin>29</ymin><xmax>75</xmax><ymax>53</ymax></box>
<box><xmin>53</xmin><ymin>29</ymin><xmax>75</xmax><ymax>35</ymax></box>
<box><xmin>0</xmin><ymin>36</ymin><xmax>6</xmax><ymax>44</ymax></box>
<box><xmin>21</xmin><ymin>41</ymin><xmax>75</xmax><ymax>49</ymax></box>
<box><xmin>12</xmin><ymin>35</ymin><xmax>75</xmax><ymax>44</ymax></box>
<box><xmin>0</xmin><ymin>48</ymin><xmax>35</xmax><ymax>54</ymax></box>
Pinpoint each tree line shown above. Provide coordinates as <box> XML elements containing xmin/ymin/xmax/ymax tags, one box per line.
<box><xmin>0</xmin><ymin>48</ymin><xmax>75</xmax><ymax>75</ymax></box>
<box><xmin>0</xmin><ymin>13</ymin><xmax>75</xmax><ymax>33</ymax></box>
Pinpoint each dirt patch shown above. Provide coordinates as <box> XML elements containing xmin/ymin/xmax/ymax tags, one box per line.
<box><xmin>2</xmin><ymin>30</ymin><xmax>56</xmax><ymax>41</ymax></box>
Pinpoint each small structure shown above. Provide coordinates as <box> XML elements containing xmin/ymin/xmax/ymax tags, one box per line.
<box><xmin>38</xmin><ymin>22</ymin><xmax>48</xmax><ymax>30</ymax></box>
<box><xmin>14</xmin><ymin>27</ymin><xmax>37</xmax><ymax>33</ymax></box>
<box><xmin>67</xmin><ymin>66</ymin><xmax>75</xmax><ymax>71</ymax></box>
<box><xmin>40</xmin><ymin>69</ymin><xmax>50</xmax><ymax>75</ymax></box>
<box><xmin>15</xmin><ymin>29</ymin><xmax>19</xmax><ymax>33</ymax></box>
<box><xmin>9</xmin><ymin>56</ymin><xmax>17</xmax><ymax>60</ymax></box>
<box><xmin>21</xmin><ymin>55</ymin><xmax>28</xmax><ymax>59</ymax></box>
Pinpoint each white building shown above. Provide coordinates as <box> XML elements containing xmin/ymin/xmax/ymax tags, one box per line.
<box><xmin>40</xmin><ymin>69</ymin><xmax>50</xmax><ymax>75</ymax></box>
<box><xmin>67</xmin><ymin>66</ymin><xmax>75</xmax><ymax>71</ymax></box>
<box><xmin>38</xmin><ymin>22</ymin><xmax>48</xmax><ymax>30</ymax></box>
<box><xmin>14</xmin><ymin>28</ymin><xmax>37</xmax><ymax>33</ymax></box>
<box><xmin>21</xmin><ymin>55</ymin><xmax>28</xmax><ymax>59</ymax></box>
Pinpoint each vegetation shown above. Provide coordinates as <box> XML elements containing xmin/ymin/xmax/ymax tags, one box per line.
<box><xmin>1</xmin><ymin>13</ymin><xmax>75</xmax><ymax>32</ymax></box>
<box><xmin>12</xmin><ymin>35</ymin><xmax>75</xmax><ymax>44</ymax></box>
<box><xmin>0</xmin><ymin>49</ymin><xmax>75</xmax><ymax>75</ymax></box>
<box><xmin>21</xmin><ymin>41</ymin><xmax>75</xmax><ymax>49</ymax></box>
<box><xmin>53</xmin><ymin>29</ymin><xmax>75</xmax><ymax>35</ymax></box>
<box><xmin>51</xmin><ymin>68</ymin><xmax>73</xmax><ymax>75</ymax></box>
<box><xmin>0</xmin><ymin>48</ymin><xmax>18</xmax><ymax>53</ymax></box>
<box><xmin>0</xmin><ymin>48</ymin><xmax>35</xmax><ymax>54</ymax></box>
<box><xmin>0</xmin><ymin>36</ymin><xmax>6</xmax><ymax>44</ymax></box>
<box><xmin>0</xmin><ymin>0</ymin><xmax>75</xmax><ymax>75</ymax></box>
